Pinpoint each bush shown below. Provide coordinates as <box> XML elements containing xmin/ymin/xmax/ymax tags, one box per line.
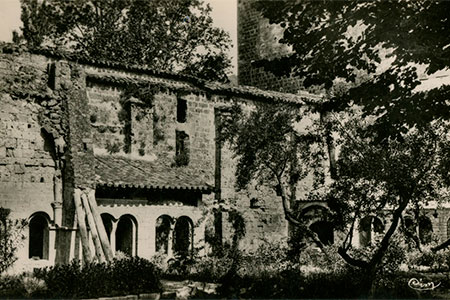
<box><xmin>218</xmin><ymin>266</ymin><xmax>371</xmax><ymax>299</ymax></box>
<box><xmin>407</xmin><ymin>247</ymin><xmax>450</xmax><ymax>272</ymax></box>
<box><xmin>34</xmin><ymin>257</ymin><xmax>161</xmax><ymax>298</ymax></box>
<box><xmin>0</xmin><ymin>207</ymin><xmax>27</xmax><ymax>274</ymax></box>
<box><xmin>0</xmin><ymin>275</ymin><xmax>27</xmax><ymax>298</ymax></box>
<box><xmin>0</xmin><ymin>273</ymin><xmax>47</xmax><ymax>299</ymax></box>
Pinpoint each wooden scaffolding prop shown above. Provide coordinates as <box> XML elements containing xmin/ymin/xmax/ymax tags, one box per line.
<box><xmin>74</xmin><ymin>189</ymin><xmax>114</xmax><ymax>263</ymax></box>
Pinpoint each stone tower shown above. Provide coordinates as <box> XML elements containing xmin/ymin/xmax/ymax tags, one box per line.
<box><xmin>237</xmin><ymin>0</ymin><xmax>303</xmax><ymax>93</ymax></box>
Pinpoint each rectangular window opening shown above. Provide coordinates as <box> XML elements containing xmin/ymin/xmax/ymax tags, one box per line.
<box><xmin>177</xmin><ymin>98</ymin><xmax>187</xmax><ymax>123</ymax></box>
<box><xmin>175</xmin><ymin>130</ymin><xmax>189</xmax><ymax>166</ymax></box>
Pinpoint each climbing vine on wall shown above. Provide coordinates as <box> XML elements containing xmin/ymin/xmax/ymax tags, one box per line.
<box><xmin>119</xmin><ymin>82</ymin><xmax>173</xmax><ymax>151</ymax></box>
<box><xmin>0</xmin><ymin>208</ymin><xmax>27</xmax><ymax>274</ymax></box>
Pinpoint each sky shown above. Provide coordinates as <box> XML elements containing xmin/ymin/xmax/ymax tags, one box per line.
<box><xmin>0</xmin><ymin>0</ymin><xmax>238</xmax><ymax>74</ymax></box>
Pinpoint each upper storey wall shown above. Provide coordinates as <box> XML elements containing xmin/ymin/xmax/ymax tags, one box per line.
<box><xmin>238</xmin><ymin>0</ymin><xmax>303</xmax><ymax>93</ymax></box>
<box><xmin>0</xmin><ymin>53</ymin><xmax>59</xmax><ymax>220</ymax></box>
<box><xmin>84</xmin><ymin>67</ymin><xmax>216</xmax><ymax>185</ymax></box>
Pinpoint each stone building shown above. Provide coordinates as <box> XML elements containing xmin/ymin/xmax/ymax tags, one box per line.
<box><xmin>238</xmin><ymin>0</ymin><xmax>450</xmax><ymax>248</ymax></box>
<box><xmin>0</xmin><ymin>44</ymin><xmax>320</xmax><ymax>272</ymax></box>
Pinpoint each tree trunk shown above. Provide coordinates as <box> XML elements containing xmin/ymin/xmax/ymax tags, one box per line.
<box><xmin>321</xmin><ymin>112</ymin><xmax>337</xmax><ymax>179</ymax></box>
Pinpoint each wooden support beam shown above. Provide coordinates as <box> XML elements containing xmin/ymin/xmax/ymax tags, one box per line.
<box><xmin>87</xmin><ymin>189</ymin><xmax>114</xmax><ymax>261</ymax></box>
<box><xmin>74</xmin><ymin>189</ymin><xmax>92</xmax><ymax>262</ymax></box>
<box><xmin>81</xmin><ymin>193</ymin><xmax>106</xmax><ymax>263</ymax></box>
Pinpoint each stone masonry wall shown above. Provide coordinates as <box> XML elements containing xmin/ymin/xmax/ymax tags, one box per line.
<box><xmin>0</xmin><ymin>49</ymin><xmax>309</xmax><ymax>270</ymax></box>
<box><xmin>86</xmin><ymin>81</ymin><xmax>216</xmax><ymax>185</ymax></box>
<box><xmin>0</xmin><ymin>52</ymin><xmax>60</xmax><ymax>272</ymax></box>
<box><xmin>238</xmin><ymin>0</ymin><xmax>303</xmax><ymax>93</ymax></box>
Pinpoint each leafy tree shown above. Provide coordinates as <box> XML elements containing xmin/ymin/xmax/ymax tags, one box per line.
<box><xmin>253</xmin><ymin>0</ymin><xmax>450</xmax><ymax>140</ymax></box>
<box><xmin>221</xmin><ymin>102</ymin><xmax>333</xmax><ymax>250</ymax></box>
<box><xmin>16</xmin><ymin>0</ymin><xmax>232</xmax><ymax>82</ymax></box>
<box><xmin>0</xmin><ymin>208</ymin><xmax>27</xmax><ymax>274</ymax></box>
<box><xmin>223</xmin><ymin>0</ymin><xmax>450</xmax><ymax>291</ymax></box>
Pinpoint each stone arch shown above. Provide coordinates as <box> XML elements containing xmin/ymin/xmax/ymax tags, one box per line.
<box><xmin>359</xmin><ymin>215</ymin><xmax>384</xmax><ymax>247</ymax></box>
<box><xmin>309</xmin><ymin>220</ymin><xmax>334</xmax><ymax>245</ymax></box>
<box><xmin>419</xmin><ymin>216</ymin><xmax>433</xmax><ymax>245</ymax></box>
<box><xmin>174</xmin><ymin>216</ymin><xmax>193</xmax><ymax>257</ymax></box>
<box><xmin>155</xmin><ymin>215</ymin><xmax>173</xmax><ymax>254</ymax></box>
<box><xmin>28</xmin><ymin>212</ymin><xmax>50</xmax><ymax>260</ymax></box>
<box><xmin>116</xmin><ymin>214</ymin><xmax>137</xmax><ymax>256</ymax></box>
<box><xmin>300</xmin><ymin>205</ymin><xmax>334</xmax><ymax>245</ymax></box>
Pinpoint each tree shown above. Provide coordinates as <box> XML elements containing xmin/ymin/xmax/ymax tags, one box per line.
<box><xmin>253</xmin><ymin>0</ymin><xmax>450</xmax><ymax>140</ymax></box>
<box><xmin>16</xmin><ymin>0</ymin><xmax>232</xmax><ymax>82</ymax></box>
<box><xmin>223</xmin><ymin>0</ymin><xmax>450</xmax><ymax>291</ymax></box>
<box><xmin>0</xmin><ymin>208</ymin><xmax>27</xmax><ymax>274</ymax></box>
<box><xmin>220</xmin><ymin>102</ymin><xmax>333</xmax><ymax>250</ymax></box>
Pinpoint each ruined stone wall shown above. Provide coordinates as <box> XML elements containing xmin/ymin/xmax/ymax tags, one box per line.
<box><xmin>0</xmin><ymin>52</ymin><xmax>61</xmax><ymax>271</ymax></box>
<box><xmin>238</xmin><ymin>0</ymin><xmax>303</xmax><ymax>93</ymax></box>
<box><xmin>212</xmin><ymin>97</ymin><xmax>289</xmax><ymax>252</ymax></box>
<box><xmin>220</xmin><ymin>141</ymin><xmax>288</xmax><ymax>251</ymax></box>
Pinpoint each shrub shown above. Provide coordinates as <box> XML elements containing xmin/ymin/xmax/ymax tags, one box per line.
<box><xmin>34</xmin><ymin>257</ymin><xmax>161</xmax><ymax>298</ymax></box>
<box><xmin>407</xmin><ymin>246</ymin><xmax>450</xmax><ymax>272</ymax></box>
<box><xmin>187</xmin><ymin>255</ymin><xmax>234</xmax><ymax>282</ymax></box>
<box><xmin>0</xmin><ymin>275</ymin><xmax>27</xmax><ymax>298</ymax></box>
<box><xmin>0</xmin><ymin>208</ymin><xmax>27</xmax><ymax>274</ymax></box>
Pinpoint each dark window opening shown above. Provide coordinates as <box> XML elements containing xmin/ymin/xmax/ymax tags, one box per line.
<box><xmin>175</xmin><ymin>131</ymin><xmax>189</xmax><ymax>166</ymax></box>
<box><xmin>177</xmin><ymin>98</ymin><xmax>187</xmax><ymax>123</ymax></box>
<box><xmin>310</xmin><ymin>221</ymin><xmax>334</xmax><ymax>245</ymax></box>
<box><xmin>101</xmin><ymin>214</ymin><xmax>114</xmax><ymax>242</ymax></box>
<box><xmin>447</xmin><ymin>218</ymin><xmax>450</xmax><ymax>239</ymax></box>
<box><xmin>174</xmin><ymin>216</ymin><xmax>193</xmax><ymax>257</ymax></box>
<box><xmin>250</xmin><ymin>198</ymin><xmax>260</xmax><ymax>208</ymax></box>
<box><xmin>156</xmin><ymin>215</ymin><xmax>172</xmax><ymax>254</ymax></box>
<box><xmin>116</xmin><ymin>216</ymin><xmax>134</xmax><ymax>256</ymax></box>
<box><xmin>419</xmin><ymin>216</ymin><xmax>433</xmax><ymax>244</ymax></box>
<box><xmin>29</xmin><ymin>214</ymin><xmax>49</xmax><ymax>259</ymax></box>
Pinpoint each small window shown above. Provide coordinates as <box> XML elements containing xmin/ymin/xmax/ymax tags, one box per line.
<box><xmin>177</xmin><ymin>98</ymin><xmax>187</xmax><ymax>123</ymax></box>
<box><xmin>175</xmin><ymin>131</ymin><xmax>189</xmax><ymax>166</ymax></box>
<box><xmin>250</xmin><ymin>198</ymin><xmax>260</xmax><ymax>208</ymax></box>
<box><xmin>29</xmin><ymin>214</ymin><xmax>49</xmax><ymax>260</ymax></box>
<box><xmin>419</xmin><ymin>216</ymin><xmax>433</xmax><ymax>245</ymax></box>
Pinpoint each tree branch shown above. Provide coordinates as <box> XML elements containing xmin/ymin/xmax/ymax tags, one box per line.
<box><xmin>338</xmin><ymin>246</ymin><xmax>369</xmax><ymax>269</ymax></box>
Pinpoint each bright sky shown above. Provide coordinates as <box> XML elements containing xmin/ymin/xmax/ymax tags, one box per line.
<box><xmin>0</xmin><ymin>0</ymin><xmax>238</xmax><ymax>74</ymax></box>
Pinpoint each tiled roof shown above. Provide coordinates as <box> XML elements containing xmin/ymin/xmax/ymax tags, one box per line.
<box><xmin>94</xmin><ymin>155</ymin><xmax>212</xmax><ymax>192</ymax></box>
<box><xmin>0</xmin><ymin>43</ymin><xmax>322</xmax><ymax>105</ymax></box>
<box><xmin>85</xmin><ymin>73</ymin><xmax>319</xmax><ymax>105</ymax></box>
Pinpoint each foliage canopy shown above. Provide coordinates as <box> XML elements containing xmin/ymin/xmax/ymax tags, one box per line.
<box><xmin>17</xmin><ymin>0</ymin><xmax>232</xmax><ymax>82</ymax></box>
<box><xmin>254</xmin><ymin>0</ymin><xmax>450</xmax><ymax>141</ymax></box>
<box><xmin>221</xmin><ymin>0</ymin><xmax>450</xmax><ymax>282</ymax></box>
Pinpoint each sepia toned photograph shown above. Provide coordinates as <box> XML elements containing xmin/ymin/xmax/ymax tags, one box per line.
<box><xmin>0</xmin><ymin>0</ymin><xmax>450</xmax><ymax>299</ymax></box>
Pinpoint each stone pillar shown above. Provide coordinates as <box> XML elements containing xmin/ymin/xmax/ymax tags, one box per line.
<box><xmin>51</xmin><ymin>202</ymin><xmax>63</xmax><ymax>227</ymax></box>
<box><xmin>52</xmin><ymin>171</ymin><xmax>63</xmax><ymax>226</ymax></box>
<box><xmin>111</xmin><ymin>221</ymin><xmax>117</xmax><ymax>255</ymax></box>
<box><xmin>140</xmin><ymin>219</ymin><xmax>155</xmax><ymax>259</ymax></box>
<box><xmin>132</xmin><ymin>221</ymin><xmax>137</xmax><ymax>256</ymax></box>
<box><xmin>168</xmin><ymin>222</ymin><xmax>175</xmax><ymax>258</ymax></box>
<box><xmin>48</xmin><ymin>228</ymin><xmax>56</xmax><ymax>263</ymax></box>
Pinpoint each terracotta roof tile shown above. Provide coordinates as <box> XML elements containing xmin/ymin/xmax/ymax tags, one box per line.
<box><xmin>94</xmin><ymin>155</ymin><xmax>212</xmax><ymax>192</ymax></box>
<box><xmin>0</xmin><ymin>43</ymin><xmax>322</xmax><ymax>105</ymax></box>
